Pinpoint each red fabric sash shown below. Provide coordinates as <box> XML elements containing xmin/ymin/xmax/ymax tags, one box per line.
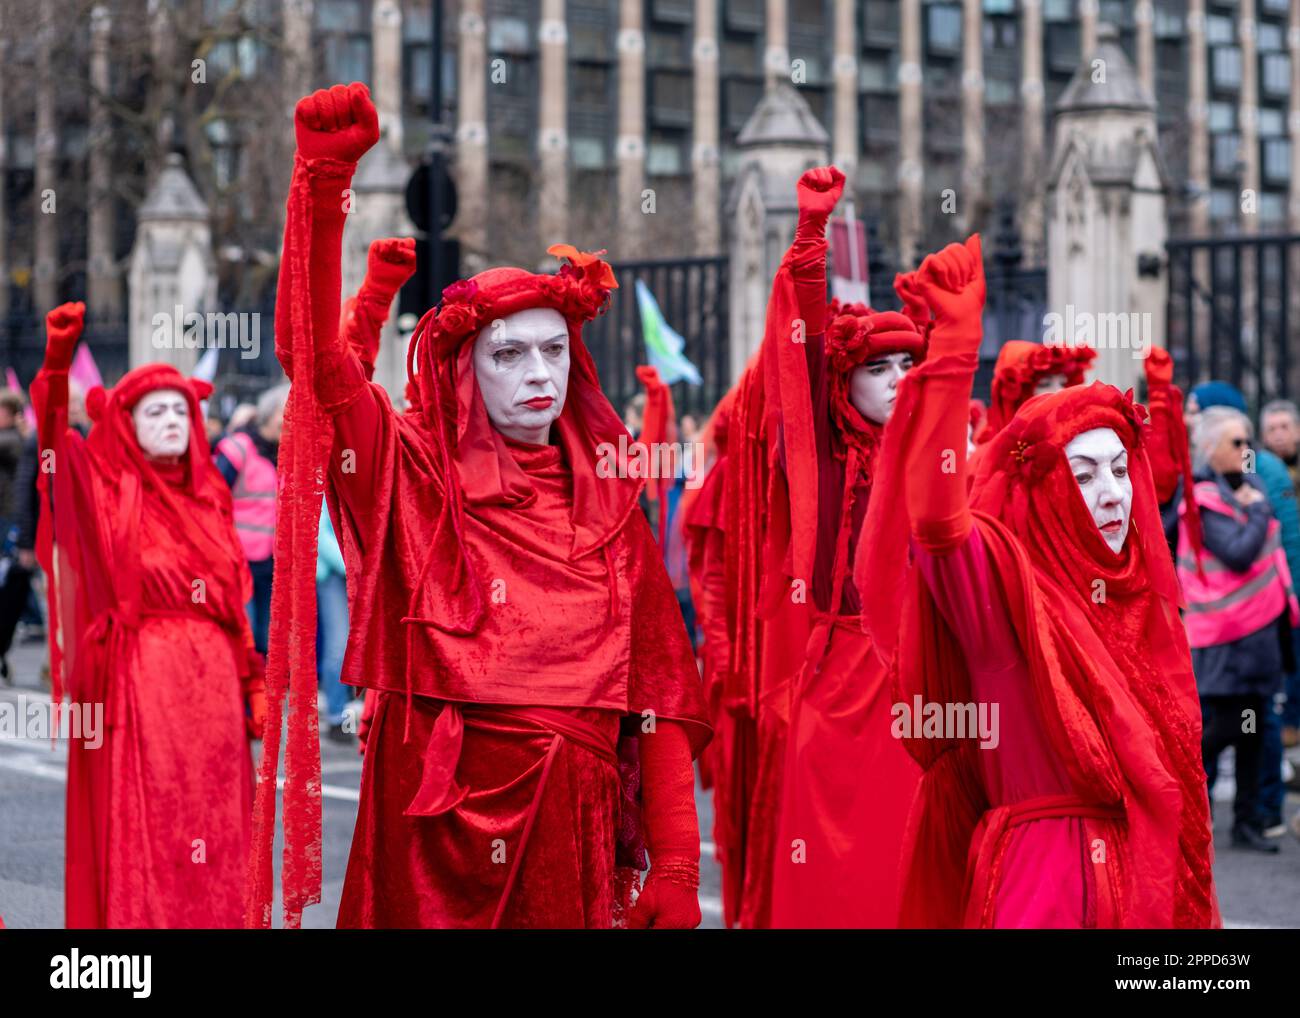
<box><xmin>963</xmin><ymin>794</ymin><xmax>1124</xmax><ymax>929</ymax></box>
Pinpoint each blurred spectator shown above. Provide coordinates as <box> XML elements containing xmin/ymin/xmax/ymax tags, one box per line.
<box><xmin>214</xmin><ymin>384</ymin><xmax>287</xmax><ymax>655</ymax></box>
<box><xmin>316</xmin><ymin>500</ymin><xmax>354</xmax><ymax>743</ymax></box>
<box><xmin>1193</xmin><ymin>384</ymin><xmax>1300</xmax><ymax>838</ymax></box>
<box><xmin>1261</xmin><ymin>398</ymin><xmax>1300</xmax><ymax>751</ymax></box>
<box><xmin>624</xmin><ymin>393</ymin><xmax>645</xmax><ymax>436</ymax></box>
<box><xmin>226</xmin><ymin>402</ymin><xmax>257</xmax><ymax>434</ymax></box>
<box><xmin>204</xmin><ymin>406</ymin><xmax>226</xmax><ymax>447</ymax></box>
<box><xmin>1181</xmin><ymin>407</ymin><xmax>1294</xmax><ymax>853</ymax></box>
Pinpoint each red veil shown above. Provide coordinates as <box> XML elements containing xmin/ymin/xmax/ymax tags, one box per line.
<box><xmin>32</xmin><ymin>361</ymin><xmax>255</xmax><ymax>926</ymax></box>
<box><xmin>859</xmin><ymin>371</ymin><xmax>1218</xmax><ymax>928</ymax></box>
<box><xmin>978</xmin><ymin>340</ymin><xmax>1096</xmax><ymax>443</ymax></box>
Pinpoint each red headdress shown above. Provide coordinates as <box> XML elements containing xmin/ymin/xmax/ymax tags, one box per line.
<box><xmin>859</xmin><ymin>376</ymin><xmax>1217</xmax><ymax>928</ymax></box>
<box><xmin>398</xmin><ymin>244</ymin><xmax>634</xmax><ymax>632</ymax></box>
<box><xmin>979</xmin><ymin>340</ymin><xmax>1096</xmax><ymax>443</ymax></box>
<box><xmin>823</xmin><ymin>303</ymin><xmax>926</xmax><ymax>468</ymax></box>
<box><xmin>37</xmin><ymin>363</ymin><xmax>240</xmax><ymax>704</ymax></box>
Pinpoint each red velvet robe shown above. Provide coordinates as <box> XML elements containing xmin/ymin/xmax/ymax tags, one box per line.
<box><xmin>33</xmin><ymin>363</ymin><xmax>255</xmax><ymax>929</ymax></box>
<box><xmin>324</xmin><ymin>368</ymin><xmax>708</xmax><ymax>929</ymax></box>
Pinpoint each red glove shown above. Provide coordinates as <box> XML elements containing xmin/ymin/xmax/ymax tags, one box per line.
<box><xmin>363</xmin><ymin>237</ymin><xmax>417</xmax><ymax>297</ymax></box>
<box><xmin>44</xmin><ymin>302</ymin><xmax>85</xmax><ymax>372</ymax></box>
<box><xmin>1145</xmin><ymin>345</ymin><xmax>1174</xmax><ymax>389</ymax></box>
<box><xmin>243</xmin><ymin>648</ymin><xmax>267</xmax><ymax>741</ymax></box>
<box><xmin>626</xmin><ymin>721</ymin><xmax>701</xmax><ymax>930</ymax></box>
<box><xmin>795</xmin><ymin>165</ymin><xmax>846</xmax><ymax>232</ymax></box>
<box><xmin>893</xmin><ymin>270</ymin><xmax>930</xmax><ymax>334</ymax></box>
<box><xmin>295</xmin><ymin>82</ymin><xmax>380</xmax><ymax>166</ymax></box>
<box><xmin>917</xmin><ymin>234</ymin><xmax>985</xmax><ymax>358</ymax></box>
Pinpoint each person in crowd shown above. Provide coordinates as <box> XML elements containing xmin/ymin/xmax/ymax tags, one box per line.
<box><xmin>1179</xmin><ymin>406</ymin><xmax>1297</xmax><ymax>853</ymax></box>
<box><xmin>1188</xmin><ymin>384</ymin><xmax>1300</xmax><ymax>841</ymax></box>
<box><xmin>253</xmin><ymin>82</ymin><xmax>708</xmax><ymax>930</ymax></box>
<box><xmin>856</xmin><ymin>235</ymin><xmax>1219</xmax><ymax>928</ymax></box>
<box><xmin>34</xmin><ymin>302</ymin><xmax>264</xmax><ymax>927</ymax></box>
<box><xmin>1260</xmin><ymin>398</ymin><xmax>1300</xmax><ymax>751</ymax></box>
<box><xmin>214</xmin><ymin>384</ymin><xmax>287</xmax><ymax>655</ymax></box>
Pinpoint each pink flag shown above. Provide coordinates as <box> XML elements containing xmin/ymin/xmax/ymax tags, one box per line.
<box><xmin>69</xmin><ymin>343</ymin><xmax>103</xmax><ymax>394</ymax></box>
<box><xmin>830</xmin><ymin>212</ymin><xmax>870</xmax><ymax>307</ymax></box>
<box><xmin>5</xmin><ymin>368</ymin><xmax>36</xmax><ymax>430</ymax></box>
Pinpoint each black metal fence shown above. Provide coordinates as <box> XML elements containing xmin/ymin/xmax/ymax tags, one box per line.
<box><xmin>866</xmin><ymin>208</ymin><xmax>1048</xmax><ymax>402</ymax></box>
<box><xmin>1166</xmin><ymin>233</ymin><xmax>1300</xmax><ymax>407</ymax></box>
<box><xmin>584</xmin><ymin>255</ymin><xmax>730</xmax><ymax>421</ymax></box>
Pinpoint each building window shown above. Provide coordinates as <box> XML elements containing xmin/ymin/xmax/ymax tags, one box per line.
<box><xmin>1153</xmin><ymin>8</ymin><xmax>1183</xmax><ymax>39</ymax></box>
<box><xmin>1257</xmin><ymin>106</ymin><xmax>1286</xmax><ymax>137</ymax></box>
<box><xmin>1207</xmin><ymin>102</ymin><xmax>1235</xmax><ymax>132</ymax></box>
<box><xmin>1212</xmin><ymin>132</ymin><xmax>1241</xmax><ymax>178</ymax></box>
<box><xmin>1263</xmin><ymin>138</ymin><xmax>1290</xmax><ymax>186</ymax></box>
<box><xmin>1043</xmin><ymin>0</ymin><xmax>1073</xmax><ymax>22</ymax></box>
<box><xmin>1209</xmin><ymin>189</ymin><xmax>1237</xmax><ymax>222</ymax></box>
<box><xmin>570</xmin><ymin>136</ymin><xmax>607</xmax><ymax>170</ymax></box>
<box><xmin>1258</xmin><ymin>191</ymin><xmax>1286</xmax><ymax>225</ymax></box>
<box><xmin>649</xmin><ymin>71</ymin><xmax>693</xmax><ymax>128</ymax></box>
<box><xmin>1261</xmin><ymin>54</ymin><xmax>1290</xmax><ymax>98</ymax></box>
<box><xmin>860</xmin><ymin>49</ymin><xmax>899</xmax><ymax>92</ymax></box>
<box><xmin>1260</xmin><ymin>0</ymin><xmax>1290</xmax><ymax>15</ymax></box>
<box><xmin>926</xmin><ymin>4</ymin><xmax>962</xmax><ymax>57</ymax></box>
<box><xmin>651</xmin><ymin>0</ymin><xmax>693</xmax><ymax>26</ymax></box>
<box><xmin>1256</xmin><ymin>22</ymin><xmax>1285</xmax><ymax>52</ymax></box>
<box><xmin>863</xmin><ymin>0</ymin><xmax>899</xmax><ymax>46</ymax></box>
<box><xmin>488</xmin><ymin>17</ymin><xmax>532</xmax><ymax>54</ymax></box>
<box><xmin>982</xmin><ymin>0</ymin><xmax>1014</xmax><ymax>13</ymax></box>
<box><xmin>1205</xmin><ymin>15</ymin><xmax>1235</xmax><ymax>46</ymax></box>
<box><xmin>647</xmin><ymin>133</ymin><xmax>686</xmax><ymax>176</ymax></box>
<box><xmin>317</xmin><ymin>0</ymin><xmax>371</xmax><ymax>85</ymax></box>
<box><xmin>1211</xmin><ymin>46</ymin><xmax>1243</xmax><ymax>90</ymax></box>
<box><xmin>726</xmin><ymin>0</ymin><xmax>765</xmax><ymax>33</ymax></box>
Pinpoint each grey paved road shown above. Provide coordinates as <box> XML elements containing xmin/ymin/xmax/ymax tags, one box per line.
<box><xmin>1</xmin><ymin>636</ymin><xmax>1295</xmax><ymax>929</ymax></box>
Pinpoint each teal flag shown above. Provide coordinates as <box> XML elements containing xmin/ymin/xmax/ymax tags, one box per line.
<box><xmin>634</xmin><ymin>278</ymin><xmax>702</xmax><ymax>386</ymax></box>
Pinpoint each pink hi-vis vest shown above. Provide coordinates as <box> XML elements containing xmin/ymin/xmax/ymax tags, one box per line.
<box><xmin>216</xmin><ymin>431</ymin><xmax>276</xmax><ymax>562</ymax></box>
<box><xmin>1177</xmin><ymin>480</ymin><xmax>1300</xmax><ymax>648</ymax></box>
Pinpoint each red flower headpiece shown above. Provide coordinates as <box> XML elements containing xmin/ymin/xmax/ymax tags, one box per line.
<box><xmin>994</xmin><ymin>381</ymin><xmax>1147</xmax><ymax>485</ymax></box>
<box><xmin>416</xmin><ymin>244</ymin><xmax>618</xmax><ymax>362</ymax></box>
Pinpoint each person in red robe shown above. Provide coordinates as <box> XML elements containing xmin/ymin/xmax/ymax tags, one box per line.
<box><xmin>252</xmin><ymin>82</ymin><xmax>709</xmax><ymax>930</ymax></box>
<box><xmin>754</xmin><ymin>167</ymin><xmax>923</xmax><ymax>927</ymax></box>
<box><xmin>856</xmin><ymin>235</ymin><xmax>1220</xmax><ymax>928</ymax></box>
<box><xmin>33</xmin><ymin>302</ymin><xmax>264</xmax><ymax>928</ymax></box>
<box><xmin>967</xmin><ymin>339</ymin><xmax>1095</xmax><ymax>475</ymax></box>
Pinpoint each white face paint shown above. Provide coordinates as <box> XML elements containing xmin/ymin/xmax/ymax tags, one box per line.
<box><xmin>1034</xmin><ymin>372</ymin><xmax>1068</xmax><ymax>396</ymax></box>
<box><xmin>133</xmin><ymin>388</ymin><xmax>190</xmax><ymax>460</ymax></box>
<box><xmin>1065</xmin><ymin>427</ymin><xmax>1133</xmax><ymax>554</ymax></box>
<box><xmin>849</xmin><ymin>351</ymin><xmax>914</xmax><ymax>425</ymax></box>
<box><xmin>471</xmin><ymin>307</ymin><xmax>570</xmax><ymax>445</ymax></box>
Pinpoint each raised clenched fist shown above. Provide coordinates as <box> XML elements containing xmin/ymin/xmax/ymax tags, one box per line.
<box><xmin>45</xmin><ymin>301</ymin><xmax>86</xmax><ymax>371</ymax></box>
<box><xmin>917</xmin><ymin>234</ymin><xmax>985</xmax><ymax>324</ymax></box>
<box><xmin>893</xmin><ymin>270</ymin><xmax>930</xmax><ymax>331</ymax></box>
<box><xmin>1144</xmin><ymin>346</ymin><xmax>1174</xmax><ymax>388</ymax></box>
<box><xmin>365</xmin><ymin>237</ymin><xmax>418</xmax><ymax>296</ymax></box>
<box><xmin>796</xmin><ymin>166</ymin><xmax>846</xmax><ymax>223</ymax></box>
<box><xmin>294</xmin><ymin>82</ymin><xmax>380</xmax><ymax>165</ymax></box>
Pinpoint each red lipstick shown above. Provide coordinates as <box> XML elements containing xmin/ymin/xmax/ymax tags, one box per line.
<box><xmin>522</xmin><ymin>396</ymin><xmax>554</xmax><ymax>410</ymax></box>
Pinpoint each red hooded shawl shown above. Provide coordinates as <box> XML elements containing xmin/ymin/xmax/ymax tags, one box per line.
<box><xmin>858</xmin><ymin>370</ymin><xmax>1218</xmax><ymax>928</ymax></box>
<box><xmin>978</xmin><ymin>340</ymin><xmax>1096</xmax><ymax>444</ymax></box>
<box><xmin>261</xmin><ymin>173</ymin><xmax>710</xmax><ymax>925</ymax></box>
<box><xmin>32</xmin><ymin>361</ymin><xmax>257</xmax><ymax>927</ymax></box>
